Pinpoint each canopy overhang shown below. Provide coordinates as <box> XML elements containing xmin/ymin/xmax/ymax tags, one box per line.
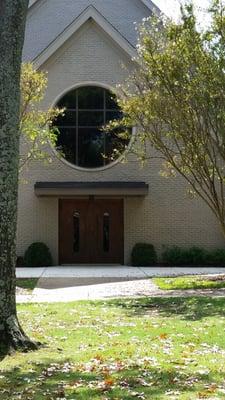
<box><xmin>34</xmin><ymin>181</ymin><xmax>149</xmax><ymax>197</ymax></box>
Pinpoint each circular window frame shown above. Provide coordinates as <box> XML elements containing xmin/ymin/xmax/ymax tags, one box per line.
<box><xmin>50</xmin><ymin>81</ymin><xmax>134</xmax><ymax>172</ymax></box>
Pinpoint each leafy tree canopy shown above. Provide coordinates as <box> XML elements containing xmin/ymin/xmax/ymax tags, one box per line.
<box><xmin>20</xmin><ymin>63</ymin><xmax>63</xmax><ymax>170</ymax></box>
<box><xmin>114</xmin><ymin>0</ymin><xmax>225</xmax><ymax>237</ymax></box>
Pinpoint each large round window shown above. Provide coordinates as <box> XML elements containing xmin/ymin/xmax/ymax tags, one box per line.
<box><xmin>54</xmin><ymin>86</ymin><xmax>129</xmax><ymax>169</ymax></box>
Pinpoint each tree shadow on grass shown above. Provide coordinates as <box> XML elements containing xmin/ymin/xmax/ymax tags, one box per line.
<box><xmin>0</xmin><ymin>345</ymin><xmax>9</xmax><ymax>362</ymax></box>
<box><xmin>0</xmin><ymin>341</ymin><xmax>42</xmax><ymax>363</ymax></box>
<box><xmin>0</xmin><ymin>356</ymin><xmax>221</xmax><ymax>399</ymax></box>
<box><xmin>106</xmin><ymin>297</ymin><xmax>225</xmax><ymax>321</ymax></box>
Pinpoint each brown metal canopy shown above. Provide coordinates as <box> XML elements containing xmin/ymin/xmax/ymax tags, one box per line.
<box><xmin>34</xmin><ymin>181</ymin><xmax>149</xmax><ymax>197</ymax></box>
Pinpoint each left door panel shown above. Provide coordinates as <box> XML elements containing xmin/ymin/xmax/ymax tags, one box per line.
<box><xmin>59</xmin><ymin>199</ymin><xmax>90</xmax><ymax>264</ymax></box>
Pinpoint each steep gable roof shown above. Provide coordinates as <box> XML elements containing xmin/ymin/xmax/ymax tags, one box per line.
<box><xmin>24</xmin><ymin>0</ymin><xmax>157</xmax><ymax>64</ymax></box>
<box><xmin>33</xmin><ymin>5</ymin><xmax>137</xmax><ymax>68</ymax></box>
<box><xmin>140</xmin><ymin>0</ymin><xmax>160</xmax><ymax>13</ymax></box>
<box><xmin>29</xmin><ymin>0</ymin><xmax>38</xmax><ymax>6</ymax></box>
<box><xmin>28</xmin><ymin>0</ymin><xmax>160</xmax><ymax>13</ymax></box>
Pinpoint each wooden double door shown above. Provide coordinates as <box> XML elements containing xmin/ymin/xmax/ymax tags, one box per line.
<box><xmin>59</xmin><ymin>199</ymin><xmax>124</xmax><ymax>264</ymax></box>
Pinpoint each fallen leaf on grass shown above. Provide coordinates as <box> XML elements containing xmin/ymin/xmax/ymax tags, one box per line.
<box><xmin>104</xmin><ymin>377</ymin><xmax>114</xmax><ymax>386</ymax></box>
<box><xmin>136</xmin><ymin>378</ymin><xmax>154</xmax><ymax>387</ymax></box>
<box><xmin>130</xmin><ymin>391</ymin><xmax>146</xmax><ymax>399</ymax></box>
<box><xmin>159</xmin><ymin>333</ymin><xmax>168</xmax><ymax>340</ymax></box>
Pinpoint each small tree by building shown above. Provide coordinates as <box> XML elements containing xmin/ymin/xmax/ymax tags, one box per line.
<box><xmin>20</xmin><ymin>63</ymin><xmax>63</xmax><ymax>170</ymax></box>
<box><xmin>115</xmin><ymin>0</ymin><xmax>225</xmax><ymax>239</ymax></box>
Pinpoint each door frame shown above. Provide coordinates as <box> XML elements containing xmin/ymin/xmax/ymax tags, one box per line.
<box><xmin>58</xmin><ymin>197</ymin><xmax>124</xmax><ymax>265</ymax></box>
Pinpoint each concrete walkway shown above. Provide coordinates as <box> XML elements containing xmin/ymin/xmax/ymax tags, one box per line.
<box><xmin>17</xmin><ymin>279</ymin><xmax>160</xmax><ymax>303</ymax></box>
<box><xmin>16</xmin><ymin>266</ymin><xmax>225</xmax><ymax>303</ymax></box>
<box><xmin>16</xmin><ymin>266</ymin><xmax>225</xmax><ymax>279</ymax></box>
<box><xmin>16</xmin><ymin>278</ymin><xmax>225</xmax><ymax>303</ymax></box>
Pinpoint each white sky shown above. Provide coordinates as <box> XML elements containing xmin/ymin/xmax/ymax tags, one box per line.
<box><xmin>153</xmin><ymin>0</ymin><xmax>211</xmax><ymax>24</ymax></box>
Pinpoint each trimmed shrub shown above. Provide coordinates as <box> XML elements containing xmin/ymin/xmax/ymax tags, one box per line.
<box><xmin>208</xmin><ymin>249</ymin><xmax>225</xmax><ymax>266</ymax></box>
<box><xmin>163</xmin><ymin>246</ymin><xmax>218</xmax><ymax>266</ymax></box>
<box><xmin>131</xmin><ymin>243</ymin><xmax>157</xmax><ymax>266</ymax></box>
<box><xmin>183</xmin><ymin>247</ymin><xmax>208</xmax><ymax>265</ymax></box>
<box><xmin>24</xmin><ymin>242</ymin><xmax>52</xmax><ymax>267</ymax></box>
<box><xmin>162</xmin><ymin>246</ymin><xmax>186</xmax><ymax>265</ymax></box>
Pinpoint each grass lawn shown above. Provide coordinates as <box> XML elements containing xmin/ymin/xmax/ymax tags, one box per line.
<box><xmin>1</xmin><ymin>298</ymin><xmax>225</xmax><ymax>399</ymax></box>
<box><xmin>16</xmin><ymin>278</ymin><xmax>38</xmax><ymax>292</ymax></box>
<box><xmin>153</xmin><ymin>275</ymin><xmax>225</xmax><ymax>291</ymax></box>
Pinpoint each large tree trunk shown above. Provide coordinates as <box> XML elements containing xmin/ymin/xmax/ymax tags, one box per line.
<box><xmin>0</xmin><ymin>0</ymin><xmax>38</xmax><ymax>353</ymax></box>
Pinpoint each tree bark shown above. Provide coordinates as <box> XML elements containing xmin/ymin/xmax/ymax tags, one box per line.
<box><xmin>0</xmin><ymin>0</ymin><xmax>38</xmax><ymax>353</ymax></box>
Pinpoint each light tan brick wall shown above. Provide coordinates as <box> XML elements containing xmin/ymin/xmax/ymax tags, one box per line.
<box><xmin>17</xmin><ymin>20</ymin><xmax>225</xmax><ymax>264</ymax></box>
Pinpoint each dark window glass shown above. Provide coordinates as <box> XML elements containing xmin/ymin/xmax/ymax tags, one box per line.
<box><xmin>78</xmin><ymin>111</ymin><xmax>104</xmax><ymax>127</ymax></box>
<box><xmin>73</xmin><ymin>212</ymin><xmax>80</xmax><ymax>252</ymax></box>
<box><xmin>54</xmin><ymin>86</ymin><xmax>129</xmax><ymax>169</ymax></box>
<box><xmin>78</xmin><ymin>128</ymin><xmax>104</xmax><ymax>168</ymax></box>
<box><xmin>106</xmin><ymin>91</ymin><xmax>120</xmax><ymax>110</ymax></box>
<box><xmin>56</xmin><ymin>128</ymin><xmax>77</xmax><ymax>165</ymax></box>
<box><xmin>57</xmin><ymin>91</ymin><xmax>77</xmax><ymax>109</ymax></box>
<box><xmin>56</xmin><ymin>111</ymin><xmax>77</xmax><ymax>126</ymax></box>
<box><xmin>78</xmin><ymin>86</ymin><xmax>104</xmax><ymax>109</ymax></box>
<box><xmin>105</xmin><ymin>128</ymin><xmax>129</xmax><ymax>160</ymax></box>
<box><xmin>103</xmin><ymin>212</ymin><xmax>110</xmax><ymax>252</ymax></box>
<box><xmin>106</xmin><ymin>111</ymin><xmax>123</xmax><ymax>124</ymax></box>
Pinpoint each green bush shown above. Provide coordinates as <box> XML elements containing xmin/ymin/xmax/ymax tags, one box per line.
<box><xmin>208</xmin><ymin>249</ymin><xmax>225</xmax><ymax>266</ymax></box>
<box><xmin>162</xmin><ymin>245</ymin><xmax>225</xmax><ymax>266</ymax></box>
<box><xmin>24</xmin><ymin>242</ymin><xmax>52</xmax><ymax>267</ymax></box>
<box><xmin>162</xmin><ymin>246</ymin><xmax>186</xmax><ymax>265</ymax></box>
<box><xmin>183</xmin><ymin>247</ymin><xmax>208</xmax><ymax>265</ymax></box>
<box><xmin>131</xmin><ymin>243</ymin><xmax>157</xmax><ymax>266</ymax></box>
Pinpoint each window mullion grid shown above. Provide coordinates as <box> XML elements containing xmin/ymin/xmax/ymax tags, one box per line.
<box><xmin>55</xmin><ymin>87</ymin><xmax>123</xmax><ymax>169</ymax></box>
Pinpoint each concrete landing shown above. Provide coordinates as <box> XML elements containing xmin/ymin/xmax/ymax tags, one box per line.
<box><xmin>16</xmin><ymin>266</ymin><xmax>225</xmax><ymax>303</ymax></box>
<box><xmin>16</xmin><ymin>266</ymin><xmax>225</xmax><ymax>279</ymax></box>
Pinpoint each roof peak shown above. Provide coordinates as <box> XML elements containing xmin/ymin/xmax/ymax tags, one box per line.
<box><xmin>29</xmin><ymin>0</ymin><xmax>160</xmax><ymax>13</ymax></box>
<box><xmin>33</xmin><ymin>4</ymin><xmax>137</xmax><ymax>68</ymax></box>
